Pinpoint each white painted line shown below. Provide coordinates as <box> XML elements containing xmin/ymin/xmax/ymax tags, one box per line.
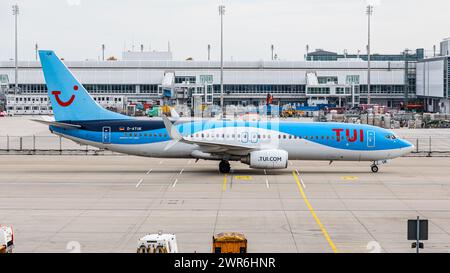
<box><xmin>264</xmin><ymin>169</ymin><xmax>270</xmax><ymax>189</ymax></box>
<box><xmin>179</xmin><ymin>168</ymin><xmax>184</xmax><ymax>175</ymax></box>
<box><xmin>146</xmin><ymin>169</ymin><xmax>153</xmax><ymax>175</ymax></box>
<box><xmin>295</xmin><ymin>169</ymin><xmax>306</xmax><ymax>189</ymax></box>
<box><xmin>135</xmin><ymin>178</ymin><xmax>144</xmax><ymax>188</ymax></box>
<box><xmin>171</xmin><ymin>179</ymin><xmax>178</xmax><ymax>188</ymax></box>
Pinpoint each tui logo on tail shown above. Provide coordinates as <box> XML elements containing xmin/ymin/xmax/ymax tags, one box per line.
<box><xmin>51</xmin><ymin>85</ymin><xmax>78</xmax><ymax>107</ymax></box>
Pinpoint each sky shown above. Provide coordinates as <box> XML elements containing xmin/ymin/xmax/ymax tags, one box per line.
<box><xmin>0</xmin><ymin>0</ymin><xmax>449</xmax><ymax>61</ymax></box>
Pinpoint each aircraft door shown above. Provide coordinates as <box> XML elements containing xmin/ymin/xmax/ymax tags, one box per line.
<box><xmin>250</xmin><ymin>132</ymin><xmax>258</xmax><ymax>143</ymax></box>
<box><xmin>102</xmin><ymin>126</ymin><xmax>111</xmax><ymax>144</ymax></box>
<box><xmin>241</xmin><ymin>132</ymin><xmax>249</xmax><ymax>143</ymax></box>
<box><xmin>367</xmin><ymin>130</ymin><xmax>375</xmax><ymax>148</ymax></box>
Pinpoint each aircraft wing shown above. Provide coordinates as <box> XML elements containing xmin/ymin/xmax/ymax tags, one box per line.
<box><xmin>162</xmin><ymin>115</ymin><xmax>256</xmax><ymax>154</ymax></box>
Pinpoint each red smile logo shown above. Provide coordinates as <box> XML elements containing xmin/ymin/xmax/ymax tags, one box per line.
<box><xmin>52</xmin><ymin>85</ymin><xmax>78</xmax><ymax>107</ymax></box>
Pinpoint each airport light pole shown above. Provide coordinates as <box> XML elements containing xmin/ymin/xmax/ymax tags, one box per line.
<box><xmin>404</xmin><ymin>49</ymin><xmax>411</xmax><ymax>107</ymax></box>
<box><xmin>219</xmin><ymin>5</ymin><xmax>225</xmax><ymax>114</ymax></box>
<box><xmin>271</xmin><ymin>44</ymin><xmax>274</xmax><ymax>61</ymax></box>
<box><xmin>207</xmin><ymin>44</ymin><xmax>211</xmax><ymax>61</ymax></box>
<box><xmin>366</xmin><ymin>5</ymin><xmax>373</xmax><ymax>105</ymax></box>
<box><xmin>12</xmin><ymin>4</ymin><xmax>19</xmax><ymax>94</ymax></box>
<box><xmin>35</xmin><ymin>43</ymin><xmax>39</xmax><ymax>61</ymax></box>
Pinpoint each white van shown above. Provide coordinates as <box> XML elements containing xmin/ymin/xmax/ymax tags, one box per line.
<box><xmin>0</xmin><ymin>226</ymin><xmax>14</xmax><ymax>253</ymax></box>
<box><xmin>137</xmin><ymin>232</ymin><xmax>178</xmax><ymax>253</ymax></box>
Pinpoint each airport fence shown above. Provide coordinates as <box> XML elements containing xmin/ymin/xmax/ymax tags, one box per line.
<box><xmin>0</xmin><ymin>135</ymin><xmax>114</xmax><ymax>155</ymax></box>
<box><xmin>0</xmin><ymin>135</ymin><xmax>449</xmax><ymax>156</ymax></box>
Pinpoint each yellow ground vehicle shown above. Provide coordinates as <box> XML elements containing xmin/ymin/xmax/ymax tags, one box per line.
<box><xmin>212</xmin><ymin>232</ymin><xmax>247</xmax><ymax>253</ymax></box>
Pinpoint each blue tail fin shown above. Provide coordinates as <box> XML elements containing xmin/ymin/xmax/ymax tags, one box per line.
<box><xmin>39</xmin><ymin>50</ymin><xmax>129</xmax><ymax>121</ymax></box>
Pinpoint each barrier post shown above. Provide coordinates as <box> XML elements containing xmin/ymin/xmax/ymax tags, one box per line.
<box><xmin>59</xmin><ymin>136</ymin><xmax>62</xmax><ymax>154</ymax></box>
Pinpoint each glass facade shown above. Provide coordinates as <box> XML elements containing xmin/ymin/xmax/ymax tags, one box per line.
<box><xmin>318</xmin><ymin>77</ymin><xmax>338</xmax><ymax>84</ymax></box>
<box><xmin>139</xmin><ymin>84</ymin><xmax>159</xmax><ymax>94</ymax></box>
<box><xmin>175</xmin><ymin>76</ymin><xmax>196</xmax><ymax>84</ymax></box>
<box><xmin>84</xmin><ymin>84</ymin><xmax>136</xmax><ymax>94</ymax></box>
<box><xmin>446</xmin><ymin>57</ymin><xmax>450</xmax><ymax>98</ymax></box>
<box><xmin>359</xmin><ymin>85</ymin><xmax>405</xmax><ymax>95</ymax></box>
<box><xmin>307</xmin><ymin>87</ymin><xmax>330</xmax><ymax>94</ymax></box>
<box><xmin>213</xmin><ymin>84</ymin><xmax>306</xmax><ymax>94</ymax></box>
<box><xmin>307</xmin><ymin>49</ymin><xmax>425</xmax><ymax>62</ymax></box>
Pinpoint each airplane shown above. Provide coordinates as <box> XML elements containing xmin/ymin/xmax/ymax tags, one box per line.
<box><xmin>35</xmin><ymin>50</ymin><xmax>414</xmax><ymax>174</ymax></box>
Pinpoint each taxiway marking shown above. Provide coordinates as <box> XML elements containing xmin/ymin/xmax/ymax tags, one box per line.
<box><xmin>135</xmin><ymin>178</ymin><xmax>144</xmax><ymax>188</ymax></box>
<box><xmin>171</xmin><ymin>179</ymin><xmax>178</xmax><ymax>188</ymax></box>
<box><xmin>341</xmin><ymin>176</ymin><xmax>359</xmax><ymax>181</ymax></box>
<box><xmin>136</xmin><ymin>169</ymin><xmax>153</xmax><ymax>188</ymax></box>
<box><xmin>222</xmin><ymin>174</ymin><xmax>227</xmax><ymax>192</ymax></box>
<box><xmin>295</xmin><ymin>169</ymin><xmax>306</xmax><ymax>189</ymax></box>
<box><xmin>264</xmin><ymin>169</ymin><xmax>270</xmax><ymax>189</ymax></box>
<box><xmin>234</xmin><ymin>176</ymin><xmax>252</xmax><ymax>181</ymax></box>
<box><xmin>292</xmin><ymin>170</ymin><xmax>338</xmax><ymax>253</ymax></box>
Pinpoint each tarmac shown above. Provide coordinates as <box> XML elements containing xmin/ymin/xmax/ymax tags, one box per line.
<box><xmin>1</xmin><ymin>155</ymin><xmax>449</xmax><ymax>253</ymax></box>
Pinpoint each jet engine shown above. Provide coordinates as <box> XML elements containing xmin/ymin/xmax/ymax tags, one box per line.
<box><xmin>241</xmin><ymin>149</ymin><xmax>289</xmax><ymax>169</ymax></box>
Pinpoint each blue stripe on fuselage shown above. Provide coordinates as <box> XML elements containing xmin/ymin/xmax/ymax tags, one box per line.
<box><xmin>50</xmin><ymin>119</ymin><xmax>411</xmax><ymax>151</ymax></box>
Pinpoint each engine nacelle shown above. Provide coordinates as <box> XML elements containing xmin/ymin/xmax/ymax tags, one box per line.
<box><xmin>241</xmin><ymin>149</ymin><xmax>289</xmax><ymax>169</ymax></box>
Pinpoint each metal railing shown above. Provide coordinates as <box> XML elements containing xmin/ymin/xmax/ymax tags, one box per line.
<box><xmin>0</xmin><ymin>135</ymin><xmax>112</xmax><ymax>155</ymax></box>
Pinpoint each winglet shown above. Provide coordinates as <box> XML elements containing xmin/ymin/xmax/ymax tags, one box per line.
<box><xmin>170</xmin><ymin>107</ymin><xmax>180</xmax><ymax>120</ymax></box>
<box><xmin>162</xmin><ymin>115</ymin><xmax>183</xmax><ymax>141</ymax></box>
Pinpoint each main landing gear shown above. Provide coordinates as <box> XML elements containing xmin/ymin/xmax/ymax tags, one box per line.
<box><xmin>219</xmin><ymin>160</ymin><xmax>231</xmax><ymax>174</ymax></box>
<box><xmin>371</xmin><ymin>163</ymin><xmax>379</xmax><ymax>173</ymax></box>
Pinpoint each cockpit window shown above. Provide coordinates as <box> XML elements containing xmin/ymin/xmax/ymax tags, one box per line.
<box><xmin>385</xmin><ymin>134</ymin><xmax>397</xmax><ymax>140</ymax></box>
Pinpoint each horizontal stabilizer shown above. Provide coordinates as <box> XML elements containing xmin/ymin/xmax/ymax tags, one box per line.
<box><xmin>32</xmin><ymin>119</ymin><xmax>81</xmax><ymax>129</ymax></box>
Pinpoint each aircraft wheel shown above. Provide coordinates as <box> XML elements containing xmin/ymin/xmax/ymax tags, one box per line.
<box><xmin>371</xmin><ymin>165</ymin><xmax>379</xmax><ymax>173</ymax></box>
<box><xmin>219</xmin><ymin>160</ymin><xmax>231</xmax><ymax>174</ymax></box>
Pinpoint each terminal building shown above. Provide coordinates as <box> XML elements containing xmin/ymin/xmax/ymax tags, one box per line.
<box><xmin>0</xmin><ymin>39</ymin><xmax>449</xmax><ymax>115</ymax></box>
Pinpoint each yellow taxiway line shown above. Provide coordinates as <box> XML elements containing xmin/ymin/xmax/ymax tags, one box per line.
<box><xmin>292</xmin><ymin>170</ymin><xmax>339</xmax><ymax>253</ymax></box>
<box><xmin>222</xmin><ymin>174</ymin><xmax>227</xmax><ymax>192</ymax></box>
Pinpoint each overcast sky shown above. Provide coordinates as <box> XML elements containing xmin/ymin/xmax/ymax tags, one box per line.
<box><xmin>0</xmin><ymin>0</ymin><xmax>449</xmax><ymax>61</ymax></box>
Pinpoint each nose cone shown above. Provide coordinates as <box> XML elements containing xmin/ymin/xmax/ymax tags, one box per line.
<box><xmin>400</xmin><ymin>139</ymin><xmax>414</xmax><ymax>155</ymax></box>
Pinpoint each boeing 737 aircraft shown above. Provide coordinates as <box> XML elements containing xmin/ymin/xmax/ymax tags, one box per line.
<box><xmin>36</xmin><ymin>50</ymin><xmax>414</xmax><ymax>173</ymax></box>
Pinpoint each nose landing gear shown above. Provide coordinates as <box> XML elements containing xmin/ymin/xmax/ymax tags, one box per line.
<box><xmin>219</xmin><ymin>160</ymin><xmax>231</xmax><ymax>174</ymax></box>
<box><xmin>371</xmin><ymin>164</ymin><xmax>379</xmax><ymax>173</ymax></box>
